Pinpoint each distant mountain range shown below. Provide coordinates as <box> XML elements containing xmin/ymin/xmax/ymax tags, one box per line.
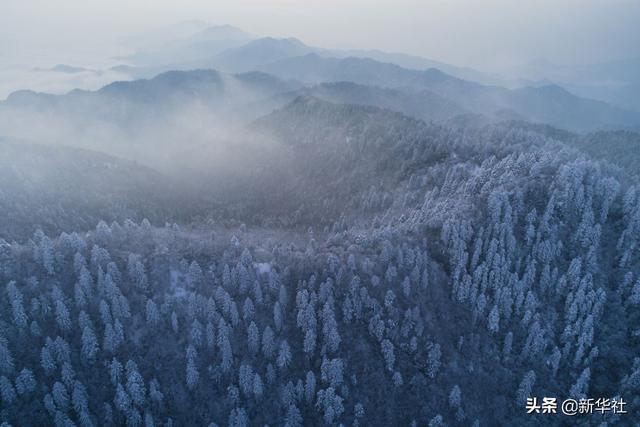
<box><xmin>257</xmin><ymin>53</ymin><xmax>640</xmax><ymax>132</ymax></box>
<box><xmin>121</xmin><ymin>25</ymin><xmax>498</xmax><ymax>84</ymax></box>
<box><xmin>106</xmin><ymin>28</ymin><xmax>640</xmax><ymax>132</ymax></box>
<box><xmin>119</xmin><ymin>24</ymin><xmax>640</xmax><ymax>116</ymax></box>
<box><xmin>501</xmin><ymin>57</ymin><xmax>640</xmax><ymax>112</ymax></box>
<box><xmin>3</xmin><ymin>63</ymin><xmax>640</xmax><ymax>166</ymax></box>
<box><xmin>3</xmin><ymin>25</ymin><xmax>640</xmax><ymax>185</ymax></box>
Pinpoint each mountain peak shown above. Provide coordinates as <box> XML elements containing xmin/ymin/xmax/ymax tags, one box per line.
<box><xmin>245</xmin><ymin>37</ymin><xmax>308</xmax><ymax>49</ymax></box>
<box><xmin>188</xmin><ymin>24</ymin><xmax>251</xmax><ymax>42</ymax></box>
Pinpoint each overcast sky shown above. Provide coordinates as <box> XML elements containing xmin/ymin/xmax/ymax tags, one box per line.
<box><xmin>2</xmin><ymin>0</ymin><xmax>640</xmax><ymax>71</ymax></box>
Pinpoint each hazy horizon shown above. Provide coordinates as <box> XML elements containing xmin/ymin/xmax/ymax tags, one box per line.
<box><xmin>3</xmin><ymin>0</ymin><xmax>640</xmax><ymax>72</ymax></box>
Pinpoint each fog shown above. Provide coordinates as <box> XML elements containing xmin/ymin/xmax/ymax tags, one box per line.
<box><xmin>1</xmin><ymin>0</ymin><xmax>639</xmax><ymax>215</ymax></box>
<box><xmin>0</xmin><ymin>71</ymin><xmax>290</xmax><ymax>177</ymax></box>
<box><xmin>2</xmin><ymin>0</ymin><xmax>640</xmax><ymax>98</ymax></box>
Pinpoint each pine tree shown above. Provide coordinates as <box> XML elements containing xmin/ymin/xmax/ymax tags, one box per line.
<box><xmin>145</xmin><ymin>300</ymin><xmax>160</xmax><ymax>327</ymax></box>
<box><xmin>381</xmin><ymin>340</ymin><xmax>395</xmax><ymax>372</ymax></box>
<box><xmin>15</xmin><ymin>368</ymin><xmax>36</xmax><ymax>395</ymax></box>
<box><xmin>52</xmin><ymin>381</ymin><xmax>70</xmax><ymax>411</ymax></box>
<box><xmin>0</xmin><ymin>338</ymin><xmax>15</xmax><ymax>375</ymax></box>
<box><xmin>40</xmin><ymin>344</ymin><xmax>56</xmax><ymax>376</ymax></box>
<box><xmin>305</xmin><ymin>371</ymin><xmax>316</xmax><ymax>403</ymax></box>
<box><xmin>126</xmin><ymin>360</ymin><xmax>146</xmax><ymax>406</ymax></box>
<box><xmin>569</xmin><ymin>367</ymin><xmax>591</xmax><ymax>399</ymax></box>
<box><xmin>316</xmin><ymin>387</ymin><xmax>344</xmax><ymax>424</ymax></box>
<box><xmin>149</xmin><ymin>379</ymin><xmax>164</xmax><ymax>406</ymax></box>
<box><xmin>103</xmin><ymin>323</ymin><xmax>118</xmax><ymax>354</ymax></box>
<box><xmin>114</xmin><ymin>383</ymin><xmax>132</xmax><ymax>414</ymax></box>
<box><xmin>109</xmin><ymin>358</ymin><xmax>123</xmax><ymax>386</ymax></box>
<box><xmin>428</xmin><ymin>414</ymin><xmax>445</xmax><ymax>427</ymax></box>
<box><xmin>6</xmin><ymin>281</ymin><xmax>28</xmax><ymax>329</ymax></box>
<box><xmin>238</xmin><ymin>364</ymin><xmax>253</xmax><ymax>396</ymax></box>
<box><xmin>449</xmin><ymin>385</ymin><xmax>462</xmax><ymax>408</ymax></box>
<box><xmin>242</xmin><ymin>298</ymin><xmax>255</xmax><ymax>322</ymax></box>
<box><xmin>273</xmin><ymin>302</ymin><xmax>283</xmax><ymax>332</ymax></box>
<box><xmin>171</xmin><ymin>312</ymin><xmax>179</xmax><ymax>334</ymax></box>
<box><xmin>303</xmin><ymin>328</ymin><xmax>317</xmax><ymax>355</ymax></box>
<box><xmin>488</xmin><ymin>305</ymin><xmax>500</xmax><ymax>334</ymax></box>
<box><xmin>218</xmin><ymin>333</ymin><xmax>233</xmax><ymax>373</ymax></box>
<box><xmin>228</xmin><ymin>407</ymin><xmax>248</xmax><ymax>427</ymax></box>
<box><xmin>427</xmin><ymin>343</ymin><xmax>442</xmax><ymax>379</ymax></box>
<box><xmin>392</xmin><ymin>371</ymin><xmax>403</xmax><ymax>387</ymax></box>
<box><xmin>502</xmin><ymin>331</ymin><xmax>513</xmax><ymax>361</ymax></box>
<box><xmin>127</xmin><ymin>254</ymin><xmax>148</xmax><ymax>291</ymax></box>
<box><xmin>262</xmin><ymin>326</ymin><xmax>275</xmax><ymax>359</ymax></box>
<box><xmin>322</xmin><ymin>299</ymin><xmax>341</xmax><ymax>353</ymax></box>
<box><xmin>630</xmin><ymin>280</ymin><xmax>640</xmax><ymax>305</ymax></box>
<box><xmin>321</xmin><ymin>358</ymin><xmax>344</xmax><ymax>388</ymax></box>
<box><xmin>190</xmin><ymin>320</ymin><xmax>203</xmax><ymax>349</ymax></box>
<box><xmin>516</xmin><ymin>370</ymin><xmax>536</xmax><ymax>405</ymax></box>
<box><xmin>277</xmin><ymin>340</ymin><xmax>292</xmax><ymax>369</ymax></box>
<box><xmin>72</xmin><ymin>380</ymin><xmax>89</xmax><ymax>418</ymax></box>
<box><xmin>144</xmin><ymin>412</ymin><xmax>155</xmax><ymax>427</ymax></box>
<box><xmin>61</xmin><ymin>362</ymin><xmax>75</xmax><ymax>388</ymax></box>
<box><xmin>0</xmin><ymin>375</ymin><xmax>16</xmax><ymax>406</ymax></box>
<box><xmin>55</xmin><ymin>298</ymin><xmax>72</xmax><ymax>332</ymax></box>
<box><xmin>284</xmin><ymin>404</ymin><xmax>303</xmax><ymax>427</ymax></box>
<box><xmin>187</xmin><ymin>261</ymin><xmax>203</xmax><ymax>289</ymax></box>
<box><xmin>252</xmin><ymin>373</ymin><xmax>264</xmax><ymax>399</ymax></box>
<box><xmin>186</xmin><ymin>354</ymin><xmax>199</xmax><ymax>390</ymax></box>
<box><xmin>242</xmin><ymin>321</ymin><xmax>257</xmax><ymax>355</ymax></box>
<box><xmin>40</xmin><ymin>235</ymin><xmax>55</xmax><ymax>275</ymax></box>
<box><xmin>81</xmin><ymin>325</ymin><xmax>99</xmax><ymax>362</ymax></box>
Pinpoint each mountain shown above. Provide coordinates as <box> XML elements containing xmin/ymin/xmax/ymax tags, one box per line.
<box><xmin>212</xmin><ymin>37</ymin><xmax>314</xmax><ymax>73</ymax></box>
<box><xmin>503</xmin><ymin>56</ymin><xmax>640</xmax><ymax>112</ymax></box>
<box><xmin>506</xmin><ymin>84</ymin><xmax>640</xmax><ymax>132</ymax></box>
<box><xmin>253</xmin><ymin>96</ymin><xmax>638</xmax><ymax>213</ymax></box>
<box><xmin>3</xmin><ymin>69</ymin><xmax>296</xmax><ymax>116</ymax></box>
<box><xmin>0</xmin><ymin>137</ymin><xmax>196</xmax><ymax>240</ymax></box>
<box><xmin>186</xmin><ymin>25</ymin><xmax>252</xmax><ymax>45</ymax></box>
<box><xmin>0</xmin><ymin>69</ymin><xmax>300</xmax><ymax>167</ymax></box>
<box><xmin>240</xmin><ymin>96</ymin><xmax>467</xmax><ymax>224</ymax></box>
<box><xmin>292</xmin><ymin>81</ymin><xmax>468</xmax><ymax>123</ymax></box>
<box><xmin>331</xmin><ymin>48</ymin><xmax>499</xmax><ymax>85</ymax></box>
<box><xmin>258</xmin><ymin>54</ymin><xmax>640</xmax><ymax>132</ymax></box>
<box><xmin>125</xmin><ymin>31</ymin><xmax>499</xmax><ymax>87</ymax></box>
<box><xmin>565</xmin><ymin>58</ymin><xmax>640</xmax><ymax>112</ymax></box>
<box><xmin>126</xmin><ymin>25</ymin><xmax>254</xmax><ymax>68</ymax></box>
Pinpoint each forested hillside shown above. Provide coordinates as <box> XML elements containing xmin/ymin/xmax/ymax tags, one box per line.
<box><xmin>0</xmin><ymin>138</ymin><xmax>204</xmax><ymax>241</ymax></box>
<box><xmin>1</xmin><ymin>94</ymin><xmax>639</xmax><ymax>426</ymax></box>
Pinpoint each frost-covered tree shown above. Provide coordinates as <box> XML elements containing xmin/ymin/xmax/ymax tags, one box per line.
<box><xmin>277</xmin><ymin>340</ymin><xmax>292</xmax><ymax>369</ymax></box>
<box><xmin>81</xmin><ymin>326</ymin><xmax>99</xmax><ymax>362</ymax></box>
<box><xmin>381</xmin><ymin>339</ymin><xmax>395</xmax><ymax>372</ymax></box>
<box><xmin>316</xmin><ymin>387</ymin><xmax>344</xmax><ymax>424</ymax></box>
<box><xmin>516</xmin><ymin>371</ymin><xmax>536</xmax><ymax>405</ymax></box>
